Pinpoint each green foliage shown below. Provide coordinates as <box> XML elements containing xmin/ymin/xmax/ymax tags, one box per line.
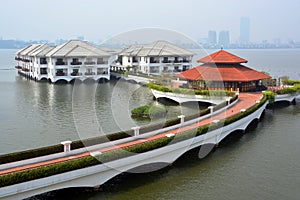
<box><xmin>0</xmin><ymin>156</ymin><xmax>101</xmax><ymax>188</ymax></box>
<box><xmin>263</xmin><ymin>90</ymin><xmax>275</xmax><ymax>104</ymax></box>
<box><xmin>131</xmin><ymin>105</ymin><xmax>167</xmax><ymax>118</ymax></box>
<box><xmin>0</xmin><ymin>145</ymin><xmax>63</xmax><ymax>165</ymax></box>
<box><xmin>0</xmin><ymin>132</ymin><xmax>132</xmax><ymax>165</ymax></box>
<box><xmin>282</xmin><ymin>80</ymin><xmax>300</xmax><ymax>85</ymax></box>
<box><xmin>275</xmin><ymin>85</ymin><xmax>300</xmax><ymax>95</ymax></box>
<box><xmin>146</xmin><ymin>83</ymin><xmax>234</xmax><ymax>97</ymax></box>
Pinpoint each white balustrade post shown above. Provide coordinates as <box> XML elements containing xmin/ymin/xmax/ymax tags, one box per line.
<box><xmin>61</xmin><ymin>141</ymin><xmax>72</xmax><ymax>153</ymax></box>
<box><xmin>131</xmin><ymin>126</ymin><xmax>140</xmax><ymax>136</ymax></box>
<box><xmin>226</xmin><ymin>97</ymin><xmax>232</xmax><ymax>105</ymax></box>
<box><xmin>208</xmin><ymin>106</ymin><xmax>214</xmax><ymax>113</ymax></box>
<box><xmin>178</xmin><ymin>115</ymin><xmax>185</xmax><ymax>124</ymax></box>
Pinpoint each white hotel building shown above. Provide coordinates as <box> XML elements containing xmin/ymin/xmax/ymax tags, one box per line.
<box><xmin>118</xmin><ymin>40</ymin><xmax>194</xmax><ymax>75</ymax></box>
<box><xmin>15</xmin><ymin>40</ymin><xmax>112</xmax><ymax>83</ymax></box>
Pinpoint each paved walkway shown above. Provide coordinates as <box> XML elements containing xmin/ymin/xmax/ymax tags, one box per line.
<box><xmin>0</xmin><ymin>93</ymin><xmax>262</xmax><ymax>177</ymax></box>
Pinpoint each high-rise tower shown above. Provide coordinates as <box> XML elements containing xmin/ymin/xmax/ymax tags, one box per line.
<box><xmin>207</xmin><ymin>30</ymin><xmax>217</xmax><ymax>45</ymax></box>
<box><xmin>240</xmin><ymin>17</ymin><xmax>250</xmax><ymax>43</ymax></box>
<box><xmin>218</xmin><ymin>31</ymin><xmax>230</xmax><ymax>47</ymax></box>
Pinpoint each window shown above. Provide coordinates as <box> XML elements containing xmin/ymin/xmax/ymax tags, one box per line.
<box><xmin>40</xmin><ymin>57</ymin><xmax>47</xmax><ymax>64</ymax></box>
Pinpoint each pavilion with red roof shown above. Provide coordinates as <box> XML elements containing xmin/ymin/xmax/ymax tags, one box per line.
<box><xmin>177</xmin><ymin>49</ymin><xmax>271</xmax><ymax>92</ymax></box>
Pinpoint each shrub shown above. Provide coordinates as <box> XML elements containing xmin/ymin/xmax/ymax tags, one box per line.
<box><xmin>147</xmin><ymin>83</ymin><xmax>234</xmax><ymax>97</ymax></box>
<box><xmin>263</xmin><ymin>91</ymin><xmax>275</xmax><ymax>104</ymax></box>
<box><xmin>131</xmin><ymin>105</ymin><xmax>167</xmax><ymax>118</ymax></box>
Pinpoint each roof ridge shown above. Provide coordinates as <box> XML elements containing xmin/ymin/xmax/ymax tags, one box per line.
<box><xmin>158</xmin><ymin>43</ymin><xmax>166</xmax><ymax>56</ymax></box>
<box><xmin>145</xmin><ymin>41</ymin><xmax>158</xmax><ymax>56</ymax></box>
<box><xmin>64</xmin><ymin>44</ymin><xmax>81</xmax><ymax>57</ymax></box>
<box><xmin>47</xmin><ymin>40</ymin><xmax>71</xmax><ymax>57</ymax></box>
<box><xmin>233</xmin><ymin>65</ymin><xmax>249</xmax><ymax>81</ymax></box>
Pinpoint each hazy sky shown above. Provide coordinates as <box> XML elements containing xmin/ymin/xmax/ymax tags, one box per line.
<box><xmin>1</xmin><ymin>0</ymin><xmax>299</xmax><ymax>43</ymax></box>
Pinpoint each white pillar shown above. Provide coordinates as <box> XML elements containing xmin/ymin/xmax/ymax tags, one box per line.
<box><xmin>131</xmin><ymin>126</ymin><xmax>140</xmax><ymax>136</ymax></box>
<box><xmin>61</xmin><ymin>141</ymin><xmax>72</xmax><ymax>152</ymax></box>
<box><xmin>226</xmin><ymin>97</ymin><xmax>232</xmax><ymax>105</ymax></box>
<box><xmin>178</xmin><ymin>115</ymin><xmax>185</xmax><ymax>123</ymax></box>
<box><xmin>208</xmin><ymin>106</ymin><xmax>214</xmax><ymax>113</ymax></box>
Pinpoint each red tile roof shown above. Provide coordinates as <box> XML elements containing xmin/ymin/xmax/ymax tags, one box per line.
<box><xmin>197</xmin><ymin>50</ymin><xmax>248</xmax><ymax>64</ymax></box>
<box><xmin>177</xmin><ymin>64</ymin><xmax>272</xmax><ymax>82</ymax></box>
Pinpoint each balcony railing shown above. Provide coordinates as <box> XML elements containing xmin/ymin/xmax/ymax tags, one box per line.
<box><xmin>15</xmin><ymin>66</ymin><xmax>22</xmax><ymax>69</ymax></box>
<box><xmin>40</xmin><ymin>61</ymin><xmax>47</xmax><ymax>65</ymax></box>
<box><xmin>22</xmin><ymin>68</ymin><xmax>30</xmax><ymax>72</ymax></box>
<box><xmin>150</xmin><ymin>60</ymin><xmax>159</xmax><ymax>63</ymax></box>
<box><xmin>97</xmin><ymin>61</ymin><xmax>108</xmax><ymax>64</ymax></box>
<box><xmin>97</xmin><ymin>71</ymin><xmax>108</xmax><ymax>75</ymax></box>
<box><xmin>71</xmin><ymin>72</ymin><xmax>83</xmax><ymax>76</ymax></box>
<box><xmin>55</xmin><ymin>62</ymin><xmax>67</xmax><ymax>65</ymax></box>
<box><xmin>56</xmin><ymin>72</ymin><xmax>67</xmax><ymax>76</ymax></box>
<box><xmin>40</xmin><ymin>71</ymin><xmax>48</xmax><ymax>75</ymax></box>
<box><xmin>84</xmin><ymin>72</ymin><xmax>96</xmax><ymax>76</ymax></box>
<box><xmin>84</xmin><ymin>61</ymin><xmax>96</xmax><ymax>65</ymax></box>
<box><xmin>22</xmin><ymin>59</ymin><xmax>30</xmax><ymax>63</ymax></box>
<box><xmin>71</xmin><ymin>62</ymin><xmax>82</xmax><ymax>65</ymax></box>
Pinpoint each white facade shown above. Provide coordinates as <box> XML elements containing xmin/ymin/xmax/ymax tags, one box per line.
<box><xmin>15</xmin><ymin>40</ymin><xmax>113</xmax><ymax>83</ymax></box>
<box><xmin>118</xmin><ymin>41</ymin><xmax>194</xmax><ymax>75</ymax></box>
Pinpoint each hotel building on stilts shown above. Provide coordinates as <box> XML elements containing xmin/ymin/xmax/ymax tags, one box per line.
<box><xmin>15</xmin><ymin>40</ymin><xmax>113</xmax><ymax>83</ymax></box>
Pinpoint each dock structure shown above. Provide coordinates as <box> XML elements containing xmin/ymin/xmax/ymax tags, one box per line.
<box><xmin>0</xmin><ymin>93</ymin><xmax>268</xmax><ymax>200</ymax></box>
<box><xmin>15</xmin><ymin>40</ymin><xmax>114</xmax><ymax>83</ymax></box>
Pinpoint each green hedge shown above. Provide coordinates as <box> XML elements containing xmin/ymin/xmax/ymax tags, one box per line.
<box><xmin>275</xmin><ymin>84</ymin><xmax>300</xmax><ymax>95</ymax></box>
<box><xmin>147</xmin><ymin>83</ymin><xmax>235</xmax><ymax>97</ymax></box>
<box><xmin>282</xmin><ymin>80</ymin><xmax>300</xmax><ymax>86</ymax></box>
<box><xmin>0</xmin><ymin>131</ymin><xmax>132</xmax><ymax>165</ymax></box>
<box><xmin>0</xmin><ymin>96</ymin><xmax>266</xmax><ymax>188</ymax></box>
<box><xmin>263</xmin><ymin>91</ymin><xmax>275</xmax><ymax>104</ymax></box>
<box><xmin>0</xmin><ymin>156</ymin><xmax>102</xmax><ymax>188</ymax></box>
<box><xmin>131</xmin><ymin>105</ymin><xmax>167</xmax><ymax>118</ymax></box>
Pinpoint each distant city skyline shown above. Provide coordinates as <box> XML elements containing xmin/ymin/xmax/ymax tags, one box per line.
<box><xmin>0</xmin><ymin>0</ymin><xmax>299</xmax><ymax>43</ymax></box>
<box><xmin>240</xmin><ymin>17</ymin><xmax>250</xmax><ymax>43</ymax></box>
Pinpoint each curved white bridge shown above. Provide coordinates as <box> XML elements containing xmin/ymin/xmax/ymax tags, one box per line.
<box><xmin>0</xmin><ymin>100</ymin><xmax>267</xmax><ymax>200</ymax></box>
<box><xmin>151</xmin><ymin>89</ymin><xmax>230</xmax><ymax>104</ymax></box>
<box><xmin>275</xmin><ymin>93</ymin><xmax>299</xmax><ymax>103</ymax></box>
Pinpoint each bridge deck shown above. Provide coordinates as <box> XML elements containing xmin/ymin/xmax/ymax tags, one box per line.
<box><xmin>0</xmin><ymin>93</ymin><xmax>262</xmax><ymax>177</ymax></box>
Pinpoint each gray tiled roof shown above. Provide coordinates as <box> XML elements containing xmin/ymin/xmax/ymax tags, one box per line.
<box><xmin>28</xmin><ymin>44</ymin><xmax>55</xmax><ymax>57</ymax></box>
<box><xmin>120</xmin><ymin>40</ymin><xmax>194</xmax><ymax>57</ymax></box>
<box><xmin>45</xmin><ymin>40</ymin><xmax>111</xmax><ymax>57</ymax></box>
<box><xmin>18</xmin><ymin>44</ymin><xmax>44</xmax><ymax>56</ymax></box>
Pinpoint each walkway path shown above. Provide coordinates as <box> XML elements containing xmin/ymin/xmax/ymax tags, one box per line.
<box><xmin>0</xmin><ymin>93</ymin><xmax>262</xmax><ymax>177</ymax></box>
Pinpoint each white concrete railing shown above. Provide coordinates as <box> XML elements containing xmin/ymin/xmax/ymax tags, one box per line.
<box><xmin>122</xmin><ymin>75</ymin><xmax>153</xmax><ymax>84</ymax></box>
<box><xmin>0</xmin><ymin>101</ymin><xmax>267</xmax><ymax>200</ymax></box>
<box><xmin>275</xmin><ymin>93</ymin><xmax>299</xmax><ymax>103</ymax></box>
<box><xmin>151</xmin><ymin>89</ymin><xmax>230</xmax><ymax>104</ymax></box>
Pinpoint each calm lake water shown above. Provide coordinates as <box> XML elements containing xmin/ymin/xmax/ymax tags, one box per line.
<box><xmin>0</xmin><ymin>49</ymin><xmax>300</xmax><ymax>200</ymax></box>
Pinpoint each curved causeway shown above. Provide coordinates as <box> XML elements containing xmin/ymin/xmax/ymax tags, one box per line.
<box><xmin>0</xmin><ymin>93</ymin><xmax>267</xmax><ymax>200</ymax></box>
